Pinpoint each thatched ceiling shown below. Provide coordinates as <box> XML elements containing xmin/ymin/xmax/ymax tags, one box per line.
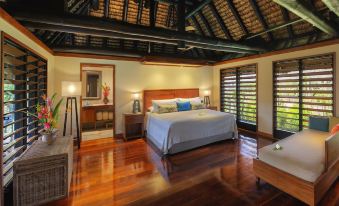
<box><xmin>2</xmin><ymin>0</ymin><xmax>339</xmax><ymax>63</ymax></box>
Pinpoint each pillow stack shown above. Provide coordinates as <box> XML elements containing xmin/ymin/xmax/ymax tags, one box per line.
<box><xmin>151</xmin><ymin>97</ymin><xmax>205</xmax><ymax>114</ymax></box>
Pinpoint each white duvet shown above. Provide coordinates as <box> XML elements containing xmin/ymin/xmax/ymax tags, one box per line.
<box><xmin>146</xmin><ymin>109</ymin><xmax>238</xmax><ymax>154</ymax></box>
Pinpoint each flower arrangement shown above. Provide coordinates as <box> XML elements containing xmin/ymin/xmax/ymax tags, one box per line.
<box><xmin>29</xmin><ymin>93</ymin><xmax>63</xmax><ymax>134</ymax></box>
<box><xmin>102</xmin><ymin>83</ymin><xmax>110</xmax><ymax>104</ymax></box>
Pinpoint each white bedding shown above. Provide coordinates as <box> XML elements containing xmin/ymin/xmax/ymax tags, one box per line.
<box><xmin>146</xmin><ymin>109</ymin><xmax>238</xmax><ymax>154</ymax></box>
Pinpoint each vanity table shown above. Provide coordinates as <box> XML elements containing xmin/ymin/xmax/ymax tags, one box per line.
<box><xmin>81</xmin><ymin>104</ymin><xmax>114</xmax><ymax>130</ymax></box>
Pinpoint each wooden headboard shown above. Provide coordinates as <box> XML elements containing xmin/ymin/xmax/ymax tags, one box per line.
<box><xmin>143</xmin><ymin>88</ymin><xmax>200</xmax><ymax>113</ymax></box>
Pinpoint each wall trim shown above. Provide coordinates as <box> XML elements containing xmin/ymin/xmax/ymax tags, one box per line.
<box><xmin>0</xmin><ymin>7</ymin><xmax>54</xmax><ymax>55</ymax></box>
<box><xmin>214</xmin><ymin>39</ymin><xmax>339</xmax><ymax>66</ymax></box>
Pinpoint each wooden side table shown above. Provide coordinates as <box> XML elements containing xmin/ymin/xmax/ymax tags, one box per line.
<box><xmin>207</xmin><ymin>106</ymin><xmax>218</xmax><ymax>111</ymax></box>
<box><xmin>124</xmin><ymin>113</ymin><xmax>145</xmax><ymax>140</ymax></box>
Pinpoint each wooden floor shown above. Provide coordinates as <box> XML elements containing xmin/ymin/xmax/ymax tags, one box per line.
<box><xmin>48</xmin><ymin>133</ymin><xmax>339</xmax><ymax>206</ymax></box>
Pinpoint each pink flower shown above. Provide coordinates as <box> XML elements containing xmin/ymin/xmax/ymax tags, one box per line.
<box><xmin>38</xmin><ymin>113</ymin><xmax>42</xmax><ymax>119</ymax></box>
<box><xmin>46</xmin><ymin>98</ymin><xmax>52</xmax><ymax>106</ymax></box>
<box><xmin>41</xmin><ymin>107</ymin><xmax>47</xmax><ymax>114</ymax></box>
<box><xmin>44</xmin><ymin>123</ymin><xmax>51</xmax><ymax>130</ymax></box>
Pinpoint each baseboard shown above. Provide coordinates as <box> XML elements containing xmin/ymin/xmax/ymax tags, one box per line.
<box><xmin>257</xmin><ymin>131</ymin><xmax>274</xmax><ymax>139</ymax></box>
<box><xmin>115</xmin><ymin>133</ymin><xmax>124</xmax><ymax>139</ymax></box>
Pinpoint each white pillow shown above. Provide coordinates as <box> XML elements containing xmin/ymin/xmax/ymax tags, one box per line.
<box><xmin>178</xmin><ymin>97</ymin><xmax>202</xmax><ymax>104</ymax></box>
<box><xmin>152</xmin><ymin>99</ymin><xmax>177</xmax><ymax>113</ymax></box>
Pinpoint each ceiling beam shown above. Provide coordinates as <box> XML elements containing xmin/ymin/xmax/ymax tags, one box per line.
<box><xmin>136</xmin><ymin>0</ymin><xmax>143</xmax><ymax>24</ymax></box>
<box><xmin>185</xmin><ymin>0</ymin><xmax>212</xmax><ymax>19</ymax></box>
<box><xmin>248</xmin><ymin>0</ymin><xmax>273</xmax><ymax>41</ymax></box>
<box><xmin>197</xmin><ymin>11</ymin><xmax>214</xmax><ymax>37</ymax></box>
<box><xmin>280</xmin><ymin>8</ymin><xmax>294</xmax><ymax>38</ymax></box>
<box><xmin>322</xmin><ymin>0</ymin><xmax>339</xmax><ymax>16</ymax></box>
<box><xmin>273</xmin><ymin>0</ymin><xmax>337</xmax><ymax>36</ymax></box>
<box><xmin>104</xmin><ymin>0</ymin><xmax>110</xmax><ymax>17</ymax></box>
<box><xmin>149</xmin><ymin>0</ymin><xmax>155</xmax><ymax>27</ymax></box>
<box><xmin>225</xmin><ymin>0</ymin><xmax>248</xmax><ymax>36</ymax></box>
<box><xmin>208</xmin><ymin>3</ymin><xmax>231</xmax><ymax>39</ymax></box>
<box><xmin>52</xmin><ymin>45</ymin><xmax>216</xmax><ymax>64</ymax></box>
<box><xmin>122</xmin><ymin>0</ymin><xmax>129</xmax><ymax>22</ymax></box>
<box><xmin>246</xmin><ymin>18</ymin><xmax>304</xmax><ymax>40</ymax></box>
<box><xmin>177</xmin><ymin>0</ymin><xmax>185</xmax><ymax>32</ymax></box>
<box><xmin>16</xmin><ymin>12</ymin><xmax>265</xmax><ymax>53</ymax></box>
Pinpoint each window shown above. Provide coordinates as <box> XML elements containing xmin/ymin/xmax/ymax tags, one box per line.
<box><xmin>273</xmin><ymin>54</ymin><xmax>335</xmax><ymax>138</ymax></box>
<box><xmin>1</xmin><ymin>34</ymin><xmax>47</xmax><ymax>187</ymax></box>
<box><xmin>220</xmin><ymin>64</ymin><xmax>257</xmax><ymax>131</ymax></box>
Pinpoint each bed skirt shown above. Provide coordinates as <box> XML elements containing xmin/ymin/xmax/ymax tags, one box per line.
<box><xmin>147</xmin><ymin>131</ymin><xmax>236</xmax><ymax>155</ymax></box>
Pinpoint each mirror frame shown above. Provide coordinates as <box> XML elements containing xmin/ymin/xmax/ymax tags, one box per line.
<box><xmin>82</xmin><ymin>70</ymin><xmax>102</xmax><ymax>100</ymax></box>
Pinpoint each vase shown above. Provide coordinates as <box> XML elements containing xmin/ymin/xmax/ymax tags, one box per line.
<box><xmin>41</xmin><ymin>130</ymin><xmax>58</xmax><ymax>145</ymax></box>
<box><xmin>103</xmin><ymin>96</ymin><xmax>109</xmax><ymax>104</ymax></box>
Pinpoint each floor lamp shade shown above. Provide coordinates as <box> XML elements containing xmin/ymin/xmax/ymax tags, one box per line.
<box><xmin>61</xmin><ymin>81</ymin><xmax>82</xmax><ymax>148</ymax></box>
<box><xmin>62</xmin><ymin>81</ymin><xmax>82</xmax><ymax>97</ymax></box>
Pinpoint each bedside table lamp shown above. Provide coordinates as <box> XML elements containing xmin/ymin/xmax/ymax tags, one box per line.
<box><xmin>62</xmin><ymin>81</ymin><xmax>81</xmax><ymax>148</ymax></box>
<box><xmin>203</xmin><ymin>89</ymin><xmax>211</xmax><ymax>107</ymax></box>
<box><xmin>132</xmin><ymin>92</ymin><xmax>141</xmax><ymax>113</ymax></box>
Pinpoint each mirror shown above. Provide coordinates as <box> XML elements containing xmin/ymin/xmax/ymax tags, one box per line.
<box><xmin>82</xmin><ymin>71</ymin><xmax>102</xmax><ymax>99</ymax></box>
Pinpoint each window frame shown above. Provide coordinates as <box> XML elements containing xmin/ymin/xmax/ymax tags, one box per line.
<box><xmin>272</xmin><ymin>53</ymin><xmax>336</xmax><ymax>139</ymax></box>
<box><xmin>1</xmin><ymin>32</ymin><xmax>48</xmax><ymax>189</ymax></box>
<box><xmin>220</xmin><ymin>63</ymin><xmax>258</xmax><ymax>132</ymax></box>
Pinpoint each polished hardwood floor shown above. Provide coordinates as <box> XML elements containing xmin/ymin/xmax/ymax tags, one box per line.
<box><xmin>48</xmin><ymin>133</ymin><xmax>339</xmax><ymax>206</ymax></box>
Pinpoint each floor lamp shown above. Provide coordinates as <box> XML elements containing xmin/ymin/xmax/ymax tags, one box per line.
<box><xmin>62</xmin><ymin>81</ymin><xmax>82</xmax><ymax>148</ymax></box>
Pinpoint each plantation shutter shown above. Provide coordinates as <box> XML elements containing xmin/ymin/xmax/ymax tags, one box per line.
<box><xmin>238</xmin><ymin>65</ymin><xmax>257</xmax><ymax>127</ymax></box>
<box><xmin>220</xmin><ymin>68</ymin><xmax>237</xmax><ymax>116</ymax></box>
<box><xmin>273</xmin><ymin>54</ymin><xmax>334</xmax><ymax>138</ymax></box>
<box><xmin>220</xmin><ymin>64</ymin><xmax>257</xmax><ymax>131</ymax></box>
<box><xmin>2</xmin><ymin>34</ymin><xmax>47</xmax><ymax>187</ymax></box>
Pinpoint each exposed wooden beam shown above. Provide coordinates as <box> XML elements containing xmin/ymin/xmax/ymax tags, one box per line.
<box><xmin>52</xmin><ymin>45</ymin><xmax>217</xmax><ymax>63</ymax></box>
<box><xmin>246</xmin><ymin>18</ymin><xmax>304</xmax><ymax>40</ymax></box>
<box><xmin>322</xmin><ymin>0</ymin><xmax>339</xmax><ymax>16</ymax></box>
<box><xmin>208</xmin><ymin>3</ymin><xmax>231</xmax><ymax>39</ymax></box>
<box><xmin>280</xmin><ymin>8</ymin><xmax>294</xmax><ymax>38</ymax></box>
<box><xmin>136</xmin><ymin>0</ymin><xmax>143</xmax><ymax>24</ymax></box>
<box><xmin>122</xmin><ymin>0</ymin><xmax>129</xmax><ymax>22</ymax></box>
<box><xmin>177</xmin><ymin>0</ymin><xmax>185</xmax><ymax>32</ymax></box>
<box><xmin>273</xmin><ymin>0</ymin><xmax>337</xmax><ymax>36</ymax></box>
<box><xmin>149</xmin><ymin>0</ymin><xmax>155</xmax><ymax>27</ymax></box>
<box><xmin>197</xmin><ymin>11</ymin><xmax>214</xmax><ymax>37</ymax></box>
<box><xmin>17</xmin><ymin>12</ymin><xmax>265</xmax><ymax>53</ymax></box>
<box><xmin>190</xmin><ymin>15</ymin><xmax>205</xmax><ymax>35</ymax></box>
<box><xmin>225</xmin><ymin>0</ymin><xmax>248</xmax><ymax>36</ymax></box>
<box><xmin>166</xmin><ymin>4</ymin><xmax>173</xmax><ymax>27</ymax></box>
<box><xmin>185</xmin><ymin>0</ymin><xmax>212</xmax><ymax>19</ymax></box>
<box><xmin>104</xmin><ymin>0</ymin><xmax>110</xmax><ymax>17</ymax></box>
<box><xmin>248</xmin><ymin>0</ymin><xmax>273</xmax><ymax>41</ymax></box>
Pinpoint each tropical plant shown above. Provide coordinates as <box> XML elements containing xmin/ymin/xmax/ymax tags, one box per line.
<box><xmin>102</xmin><ymin>83</ymin><xmax>110</xmax><ymax>99</ymax></box>
<box><xmin>27</xmin><ymin>93</ymin><xmax>63</xmax><ymax>134</ymax></box>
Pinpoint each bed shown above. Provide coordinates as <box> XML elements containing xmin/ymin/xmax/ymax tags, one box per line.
<box><xmin>143</xmin><ymin>89</ymin><xmax>238</xmax><ymax>155</ymax></box>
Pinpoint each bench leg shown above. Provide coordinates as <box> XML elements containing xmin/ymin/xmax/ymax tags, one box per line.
<box><xmin>256</xmin><ymin>177</ymin><xmax>261</xmax><ymax>189</ymax></box>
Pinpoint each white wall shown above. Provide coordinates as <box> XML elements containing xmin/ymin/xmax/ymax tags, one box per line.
<box><xmin>0</xmin><ymin>16</ymin><xmax>55</xmax><ymax>96</ymax></box>
<box><xmin>213</xmin><ymin>43</ymin><xmax>339</xmax><ymax>135</ymax></box>
<box><xmin>54</xmin><ymin>56</ymin><xmax>213</xmax><ymax>134</ymax></box>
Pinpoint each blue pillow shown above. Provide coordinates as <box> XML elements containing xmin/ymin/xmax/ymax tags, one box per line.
<box><xmin>309</xmin><ymin>116</ymin><xmax>329</xmax><ymax>132</ymax></box>
<box><xmin>177</xmin><ymin>101</ymin><xmax>191</xmax><ymax>112</ymax></box>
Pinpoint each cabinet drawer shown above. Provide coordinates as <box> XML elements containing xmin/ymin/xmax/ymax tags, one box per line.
<box><xmin>125</xmin><ymin>115</ymin><xmax>144</xmax><ymax>124</ymax></box>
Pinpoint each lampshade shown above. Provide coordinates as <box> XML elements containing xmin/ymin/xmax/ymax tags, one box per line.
<box><xmin>131</xmin><ymin>92</ymin><xmax>141</xmax><ymax>100</ymax></box>
<box><xmin>203</xmin><ymin>89</ymin><xmax>211</xmax><ymax>96</ymax></box>
<box><xmin>61</xmin><ymin>81</ymin><xmax>82</xmax><ymax>97</ymax></box>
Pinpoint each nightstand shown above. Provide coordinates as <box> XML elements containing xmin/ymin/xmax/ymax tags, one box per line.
<box><xmin>207</xmin><ymin>106</ymin><xmax>217</xmax><ymax>111</ymax></box>
<box><xmin>123</xmin><ymin>113</ymin><xmax>144</xmax><ymax>140</ymax></box>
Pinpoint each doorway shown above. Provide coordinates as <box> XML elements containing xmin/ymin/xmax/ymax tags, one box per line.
<box><xmin>80</xmin><ymin>63</ymin><xmax>115</xmax><ymax>141</ymax></box>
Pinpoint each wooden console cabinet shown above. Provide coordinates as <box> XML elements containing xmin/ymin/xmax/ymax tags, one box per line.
<box><xmin>81</xmin><ymin>104</ymin><xmax>114</xmax><ymax>129</ymax></box>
